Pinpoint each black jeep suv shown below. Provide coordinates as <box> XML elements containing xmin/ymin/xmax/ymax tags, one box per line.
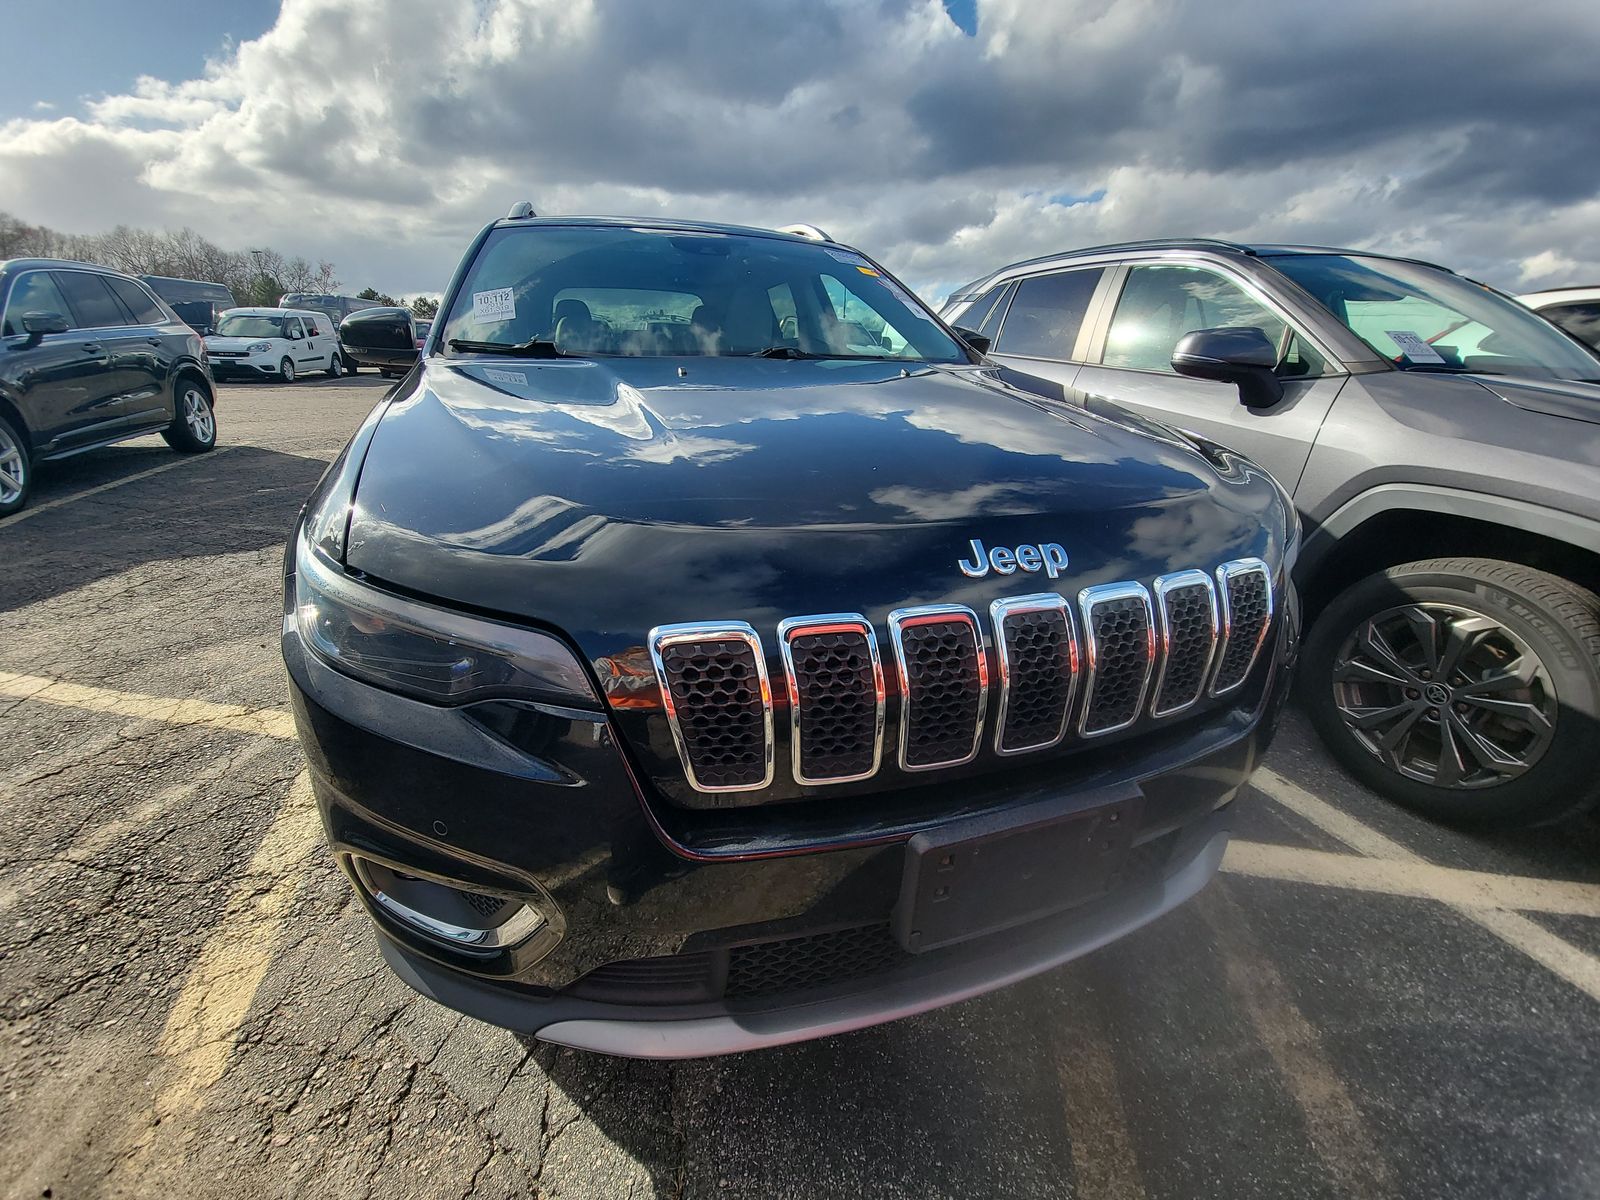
<box><xmin>283</xmin><ymin>211</ymin><xmax>1297</xmax><ymax>1057</ymax></box>
<box><xmin>0</xmin><ymin>258</ymin><xmax>218</xmax><ymax>516</ymax></box>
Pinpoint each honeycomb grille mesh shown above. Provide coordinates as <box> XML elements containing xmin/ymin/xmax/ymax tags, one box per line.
<box><xmin>1154</xmin><ymin>583</ymin><xmax>1216</xmax><ymax>714</ymax></box>
<box><xmin>998</xmin><ymin>608</ymin><xmax>1076</xmax><ymax>752</ymax></box>
<box><xmin>658</xmin><ymin>638</ymin><xmax>768</xmax><ymax>788</ymax></box>
<box><xmin>790</xmin><ymin>629</ymin><xmax>878</xmax><ymax>780</ymax></box>
<box><xmin>725</xmin><ymin>924</ymin><xmax>907</xmax><ymax>999</ymax></box>
<box><xmin>899</xmin><ymin>618</ymin><xmax>982</xmax><ymax>767</ymax></box>
<box><xmin>1215</xmin><ymin>568</ymin><xmax>1271</xmax><ymax>692</ymax></box>
<box><xmin>1083</xmin><ymin>596</ymin><xmax>1153</xmax><ymax>733</ymax></box>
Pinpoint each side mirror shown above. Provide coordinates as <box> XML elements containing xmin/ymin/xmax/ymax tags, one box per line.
<box><xmin>953</xmin><ymin>325</ymin><xmax>992</xmax><ymax>355</ymax></box>
<box><xmin>339</xmin><ymin>308</ymin><xmax>421</xmax><ymax>371</ymax></box>
<box><xmin>1172</xmin><ymin>326</ymin><xmax>1284</xmax><ymax>409</ymax></box>
<box><xmin>21</xmin><ymin>311</ymin><xmax>69</xmax><ymax>346</ymax></box>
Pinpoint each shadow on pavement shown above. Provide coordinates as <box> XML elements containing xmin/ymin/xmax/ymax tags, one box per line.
<box><xmin>0</xmin><ymin>444</ymin><xmax>329</xmax><ymax>613</ymax></box>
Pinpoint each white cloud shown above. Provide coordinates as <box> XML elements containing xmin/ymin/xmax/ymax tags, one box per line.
<box><xmin>1</xmin><ymin>0</ymin><xmax>1598</xmax><ymax>299</ymax></box>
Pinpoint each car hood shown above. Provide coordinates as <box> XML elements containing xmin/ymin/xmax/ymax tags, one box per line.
<box><xmin>343</xmin><ymin>356</ymin><xmax>1288</xmax><ymax>805</ymax></box>
<box><xmin>1465</xmin><ymin>373</ymin><xmax>1600</xmax><ymax>425</ymax></box>
<box><xmin>204</xmin><ymin>335</ymin><xmax>279</xmax><ymax>351</ymax></box>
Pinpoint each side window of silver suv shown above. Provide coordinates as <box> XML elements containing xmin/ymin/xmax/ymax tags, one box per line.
<box><xmin>991</xmin><ymin>268</ymin><xmax>1104</xmax><ymax>360</ymax></box>
<box><xmin>1102</xmin><ymin>265</ymin><xmax>1285</xmax><ymax>373</ymax></box>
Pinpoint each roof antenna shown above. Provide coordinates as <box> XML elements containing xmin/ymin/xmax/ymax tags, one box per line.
<box><xmin>506</xmin><ymin>201</ymin><xmax>538</xmax><ymax>219</ymax></box>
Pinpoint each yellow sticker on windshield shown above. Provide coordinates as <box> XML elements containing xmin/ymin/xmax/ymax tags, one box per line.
<box><xmin>856</xmin><ymin>266</ymin><xmax>880</xmax><ymax>277</ymax></box>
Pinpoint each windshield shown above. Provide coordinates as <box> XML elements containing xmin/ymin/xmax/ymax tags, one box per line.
<box><xmin>439</xmin><ymin>225</ymin><xmax>967</xmax><ymax>362</ymax></box>
<box><xmin>214</xmin><ymin>313</ymin><xmax>287</xmax><ymax>337</ymax></box>
<box><xmin>1268</xmin><ymin>254</ymin><xmax>1600</xmax><ymax>381</ymax></box>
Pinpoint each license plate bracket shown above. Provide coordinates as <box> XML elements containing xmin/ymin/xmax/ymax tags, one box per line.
<box><xmin>892</xmin><ymin>786</ymin><xmax>1143</xmax><ymax>953</ymax></box>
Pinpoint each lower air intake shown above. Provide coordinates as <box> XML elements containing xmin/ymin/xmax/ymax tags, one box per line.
<box><xmin>650</xmin><ymin>622</ymin><xmax>773</xmax><ymax>793</ymax></box>
<box><xmin>1212</xmin><ymin>559</ymin><xmax>1274</xmax><ymax>695</ymax></box>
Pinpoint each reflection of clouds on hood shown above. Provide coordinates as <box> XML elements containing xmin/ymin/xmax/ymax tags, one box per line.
<box><xmin>871</xmin><ymin>481</ymin><xmax>1040</xmax><ymax>520</ymax></box>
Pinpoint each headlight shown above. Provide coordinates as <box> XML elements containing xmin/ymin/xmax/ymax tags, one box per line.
<box><xmin>248</xmin><ymin>341</ymin><xmax>272</xmax><ymax>353</ymax></box>
<box><xmin>293</xmin><ymin>534</ymin><xmax>599</xmax><ymax>707</ymax></box>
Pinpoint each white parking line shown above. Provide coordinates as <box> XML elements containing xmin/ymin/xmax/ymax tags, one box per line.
<box><xmin>1</xmin><ymin>445</ymin><xmax>236</xmax><ymax>526</ymax></box>
<box><xmin>1248</xmin><ymin>767</ymin><xmax>1600</xmax><ymax>1004</ymax></box>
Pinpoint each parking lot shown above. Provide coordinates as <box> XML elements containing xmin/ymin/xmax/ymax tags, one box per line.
<box><xmin>0</xmin><ymin>377</ymin><xmax>1596</xmax><ymax>1199</ymax></box>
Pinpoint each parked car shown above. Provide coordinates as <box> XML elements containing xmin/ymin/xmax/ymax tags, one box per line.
<box><xmin>283</xmin><ymin>207</ymin><xmax>1297</xmax><ymax>1056</ymax></box>
<box><xmin>943</xmin><ymin>239</ymin><xmax>1600</xmax><ymax>828</ymax></box>
<box><xmin>279</xmin><ymin>293</ymin><xmax>374</xmax><ymax>374</ymax></box>
<box><xmin>337</xmin><ymin>306</ymin><xmax>418</xmax><ymax>377</ymax></box>
<box><xmin>139</xmin><ymin>275</ymin><xmax>236</xmax><ymax>336</ymax></box>
<box><xmin>1519</xmin><ymin>286</ymin><xmax>1600</xmax><ymax>353</ymax></box>
<box><xmin>0</xmin><ymin>258</ymin><xmax>217</xmax><ymax>516</ymax></box>
<box><xmin>203</xmin><ymin>307</ymin><xmax>346</xmax><ymax>382</ymax></box>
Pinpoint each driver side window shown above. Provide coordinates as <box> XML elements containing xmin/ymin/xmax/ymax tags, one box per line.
<box><xmin>1103</xmin><ymin>265</ymin><xmax>1286</xmax><ymax>374</ymax></box>
<box><xmin>1</xmin><ymin>271</ymin><xmax>73</xmax><ymax>337</ymax></box>
<box><xmin>285</xmin><ymin>318</ymin><xmax>304</xmax><ymax>340</ymax></box>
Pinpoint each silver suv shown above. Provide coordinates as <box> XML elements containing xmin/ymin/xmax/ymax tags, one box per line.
<box><xmin>943</xmin><ymin>240</ymin><xmax>1600</xmax><ymax>828</ymax></box>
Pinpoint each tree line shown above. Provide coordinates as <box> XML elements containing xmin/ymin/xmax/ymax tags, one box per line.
<box><xmin>0</xmin><ymin>211</ymin><xmax>437</xmax><ymax>317</ymax></box>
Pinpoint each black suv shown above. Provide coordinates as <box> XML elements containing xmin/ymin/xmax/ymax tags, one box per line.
<box><xmin>943</xmin><ymin>240</ymin><xmax>1600</xmax><ymax>828</ymax></box>
<box><xmin>0</xmin><ymin>258</ymin><xmax>218</xmax><ymax>516</ymax></box>
<box><xmin>284</xmin><ymin>210</ymin><xmax>1297</xmax><ymax>1056</ymax></box>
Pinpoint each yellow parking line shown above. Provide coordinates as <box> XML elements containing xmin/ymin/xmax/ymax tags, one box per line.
<box><xmin>1249</xmin><ymin>767</ymin><xmax>1600</xmax><ymax>1004</ymax></box>
<box><xmin>1223</xmin><ymin>839</ymin><xmax>1600</xmax><ymax>917</ymax></box>
<box><xmin>0</xmin><ymin>445</ymin><xmax>236</xmax><ymax>526</ymax></box>
<box><xmin>118</xmin><ymin>772</ymin><xmax>321</xmax><ymax>1180</ymax></box>
<box><xmin>0</xmin><ymin>670</ymin><xmax>295</xmax><ymax>741</ymax></box>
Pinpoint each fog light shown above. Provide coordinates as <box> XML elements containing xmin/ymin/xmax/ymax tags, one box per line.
<box><xmin>350</xmin><ymin>857</ymin><xmax>547</xmax><ymax>950</ymax></box>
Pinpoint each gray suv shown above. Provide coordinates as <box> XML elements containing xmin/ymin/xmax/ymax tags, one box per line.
<box><xmin>943</xmin><ymin>240</ymin><xmax>1600</xmax><ymax>828</ymax></box>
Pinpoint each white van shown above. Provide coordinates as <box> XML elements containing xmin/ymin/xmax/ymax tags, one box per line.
<box><xmin>203</xmin><ymin>307</ymin><xmax>347</xmax><ymax>382</ymax></box>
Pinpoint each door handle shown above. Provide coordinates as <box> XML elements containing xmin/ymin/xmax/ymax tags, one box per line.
<box><xmin>146</xmin><ymin>336</ymin><xmax>162</xmax><ymax>345</ymax></box>
<box><xmin>81</xmin><ymin>343</ymin><xmax>103</xmax><ymax>354</ymax></box>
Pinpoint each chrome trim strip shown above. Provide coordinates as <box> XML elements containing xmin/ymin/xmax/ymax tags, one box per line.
<box><xmin>1150</xmin><ymin>569</ymin><xmax>1220</xmax><ymax>718</ymax></box>
<box><xmin>648</xmin><ymin>621</ymin><xmax>775</xmax><ymax>794</ymax></box>
<box><xmin>1076</xmin><ymin>581</ymin><xmax>1156</xmax><ymax>738</ymax></box>
<box><xmin>777</xmin><ymin>614</ymin><xmax>885</xmax><ymax>786</ymax></box>
<box><xmin>1210</xmin><ymin>558</ymin><xmax>1275</xmax><ymax>696</ymax></box>
<box><xmin>989</xmin><ymin>592</ymin><xmax>1078</xmax><ymax>756</ymax></box>
<box><xmin>887</xmin><ymin>604</ymin><xmax>988</xmax><ymax>772</ymax></box>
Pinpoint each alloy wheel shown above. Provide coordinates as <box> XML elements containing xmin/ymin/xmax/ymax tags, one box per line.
<box><xmin>183</xmin><ymin>388</ymin><xmax>215</xmax><ymax>444</ymax></box>
<box><xmin>1330</xmin><ymin>602</ymin><xmax>1557</xmax><ymax>789</ymax></box>
<box><xmin>0</xmin><ymin>424</ymin><xmax>24</xmax><ymax>505</ymax></box>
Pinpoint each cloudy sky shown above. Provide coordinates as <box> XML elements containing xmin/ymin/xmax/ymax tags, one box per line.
<box><xmin>3</xmin><ymin>0</ymin><xmax>1599</xmax><ymax>303</ymax></box>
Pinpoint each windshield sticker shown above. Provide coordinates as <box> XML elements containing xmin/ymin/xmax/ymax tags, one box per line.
<box><xmin>481</xmin><ymin>367</ymin><xmax>528</xmax><ymax>386</ymax></box>
<box><xmin>879</xmin><ymin>277</ymin><xmax>921</xmax><ymax>309</ymax></box>
<box><xmin>472</xmin><ymin>287</ymin><xmax>516</xmax><ymax>323</ymax></box>
<box><xmin>856</xmin><ymin>265</ymin><xmax>882</xmax><ymax>277</ymax></box>
<box><xmin>1386</xmin><ymin>329</ymin><xmax>1446</xmax><ymax>365</ymax></box>
<box><xmin>824</xmin><ymin>247</ymin><xmax>869</xmax><ymax>266</ymax></box>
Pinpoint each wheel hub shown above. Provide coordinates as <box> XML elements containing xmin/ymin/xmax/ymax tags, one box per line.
<box><xmin>1330</xmin><ymin>602</ymin><xmax>1557</xmax><ymax>790</ymax></box>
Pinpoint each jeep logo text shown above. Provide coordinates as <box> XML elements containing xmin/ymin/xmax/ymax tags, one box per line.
<box><xmin>956</xmin><ymin>538</ymin><xmax>1069</xmax><ymax>580</ymax></box>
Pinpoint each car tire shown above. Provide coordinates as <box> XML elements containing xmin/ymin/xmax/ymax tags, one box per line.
<box><xmin>0</xmin><ymin>412</ymin><xmax>33</xmax><ymax>517</ymax></box>
<box><xmin>326</xmin><ymin>352</ymin><xmax>343</xmax><ymax>378</ymax></box>
<box><xmin>161</xmin><ymin>376</ymin><xmax>218</xmax><ymax>454</ymax></box>
<box><xmin>280</xmin><ymin>357</ymin><xmax>296</xmax><ymax>383</ymax></box>
<box><xmin>1302</xmin><ymin>558</ymin><xmax>1600</xmax><ymax>828</ymax></box>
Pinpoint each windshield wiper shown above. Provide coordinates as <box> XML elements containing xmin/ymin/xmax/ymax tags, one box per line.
<box><xmin>448</xmin><ymin>337</ymin><xmax>569</xmax><ymax>358</ymax></box>
<box><xmin>743</xmin><ymin>345</ymin><xmax>832</xmax><ymax>359</ymax></box>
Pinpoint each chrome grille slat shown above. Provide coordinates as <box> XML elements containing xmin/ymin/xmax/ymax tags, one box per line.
<box><xmin>778</xmin><ymin>614</ymin><xmax>885</xmax><ymax>786</ymax></box>
<box><xmin>1077</xmin><ymin>583</ymin><xmax>1156</xmax><ymax>737</ymax></box>
<box><xmin>649</xmin><ymin>622</ymin><xmax>774</xmax><ymax>794</ymax></box>
<box><xmin>1151</xmin><ymin>570</ymin><xmax>1220</xmax><ymax>717</ymax></box>
<box><xmin>888</xmin><ymin>605</ymin><xmax>987</xmax><ymax>771</ymax></box>
<box><xmin>990</xmin><ymin>593</ymin><xmax>1079</xmax><ymax>755</ymax></box>
<box><xmin>1211</xmin><ymin>559</ymin><xmax>1274</xmax><ymax>695</ymax></box>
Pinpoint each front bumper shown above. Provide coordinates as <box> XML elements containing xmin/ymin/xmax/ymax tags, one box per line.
<box><xmin>207</xmin><ymin>352</ymin><xmax>281</xmax><ymax>377</ymax></box>
<box><xmin>285</xmin><ymin>594</ymin><xmax>1296</xmax><ymax>1057</ymax></box>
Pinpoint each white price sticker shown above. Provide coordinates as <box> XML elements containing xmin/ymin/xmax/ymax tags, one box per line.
<box><xmin>481</xmin><ymin>367</ymin><xmax>528</xmax><ymax>386</ymax></box>
<box><xmin>472</xmin><ymin>287</ymin><xmax>516</xmax><ymax>323</ymax></box>
<box><xmin>1386</xmin><ymin>330</ymin><xmax>1445</xmax><ymax>365</ymax></box>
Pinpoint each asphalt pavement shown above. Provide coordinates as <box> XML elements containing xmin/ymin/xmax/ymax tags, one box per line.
<box><xmin>1</xmin><ymin>376</ymin><xmax>1598</xmax><ymax>1199</ymax></box>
